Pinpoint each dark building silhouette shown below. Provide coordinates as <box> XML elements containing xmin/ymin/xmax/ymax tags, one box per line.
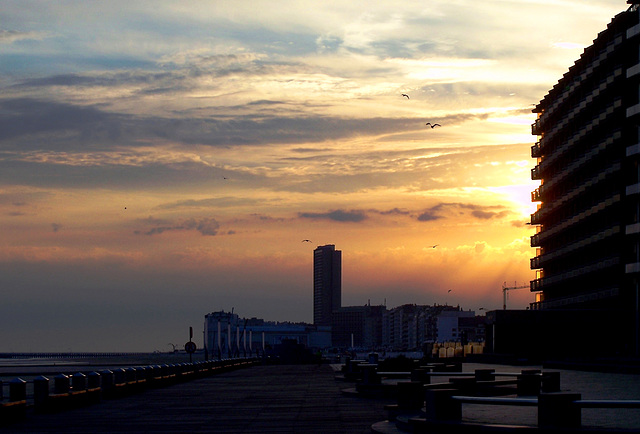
<box><xmin>313</xmin><ymin>244</ymin><xmax>341</xmax><ymax>326</ymax></box>
<box><xmin>331</xmin><ymin>304</ymin><xmax>386</xmax><ymax>348</ymax></box>
<box><xmin>530</xmin><ymin>3</ymin><xmax>640</xmax><ymax>354</ymax></box>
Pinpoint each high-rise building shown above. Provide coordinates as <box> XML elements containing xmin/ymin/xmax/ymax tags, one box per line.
<box><xmin>313</xmin><ymin>244</ymin><xmax>341</xmax><ymax>326</ymax></box>
<box><xmin>530</xmin><ymin>3</ymin><xmax>640</xmax><ymax>353</ymax></box>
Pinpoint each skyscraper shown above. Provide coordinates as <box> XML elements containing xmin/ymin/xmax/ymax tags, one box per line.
<box><xmin>530</xmin><ymin>2</ymin><xmax>640</xmax><ymax>353</ymax></box>
<box><xmin>313</xmin><ymin>244</ymin><xmax>341</xmax><ymax>326</ymax></box>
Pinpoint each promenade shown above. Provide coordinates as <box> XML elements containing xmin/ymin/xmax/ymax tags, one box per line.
<box><xmin>2</xmin><ymin>363</ymin><xmax>392</xmax><ymax>433</ymax></box>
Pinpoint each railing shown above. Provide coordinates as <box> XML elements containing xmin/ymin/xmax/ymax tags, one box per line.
<box><xmin>0</xmin><ymin>357</ymin><xmax>258</xmax><ymax>425</ymax></box>
<box><xmin>363</xmin><ymin>365</ymin><xmax>640</xmax><ymax>432</ymax></box>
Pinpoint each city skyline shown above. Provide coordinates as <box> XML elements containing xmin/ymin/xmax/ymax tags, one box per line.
<box><xmin>0</xmin><ymin>1</ymin><xmax>627</xmax><ymax>352</ymax></box>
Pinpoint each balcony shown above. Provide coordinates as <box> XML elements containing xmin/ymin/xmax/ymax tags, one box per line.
<box><xmin>531</xmin><ymin>142</ymin><xmax>541</xmax><ymax>158</ymax></box>
<box><xmin>531</xmin><ymin>119</ymin><xmax>542</xmax><ymax>136</ymax></box>
<box><xmin>531</xmin><ymin>188</ymin><xmax>541</xmax><ymax>202</ymax></box>
<box><xmin>530</xmin><ymin>278</ymin><xmax>543</xmax><ymax>292</ymax></box>
<box><xmin>530</xmin><ymin>255</ymin><xmax>542</xmax><ymax>270</ymax></box>
<box><xmin>531</xmin><ymin>165</ymin><xmax>542</xmax><ymax>180</ymax></box>
<box><xmin>531</xmin><ymin>233</ymin><xmax>541</xmax><ymax>247</ymax></box>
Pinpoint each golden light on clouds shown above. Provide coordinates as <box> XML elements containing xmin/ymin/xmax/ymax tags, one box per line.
<box><xmin>0</xmin><ymin>0</ymin><xmax>626</xmax><ymax>351</ymax></box>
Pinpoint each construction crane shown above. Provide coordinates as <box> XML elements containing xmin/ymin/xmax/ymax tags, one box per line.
<box><xmin>502</xmin><ymin>281</ymin><xmax>529</xmax><ymax>310</ymax></box>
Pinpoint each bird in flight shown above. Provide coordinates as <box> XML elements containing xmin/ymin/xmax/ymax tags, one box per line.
<box><xmin>430</xmin><ymin>244</ymin><xmax>438</xmax><ymax>248</ymax></box>
<box><xmin>302</xmin><ymin>239</ymin><xmax>312</xmax><ymax>243</ymax></box>
<box><xmin>401</xmin><ymin>94</ymin><xmax>410</xmax><ymax>99</ymax></box>
<box><xmin>425</xmin><ymin>123</ymin><xmax>441</xmax><ymax>128</ymax></box>
<box><xmin>447</xmin><ymin>289</ymin><xmax>452</xmax><ymax>293</ymax></box>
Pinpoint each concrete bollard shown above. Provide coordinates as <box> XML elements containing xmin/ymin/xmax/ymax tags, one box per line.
<box><xmin>87</xmin><ymin>372</ymin><xmax>101</xmax><ymax>389</ymax></box>
<box><xmin>368</xmin><ymin>352</ymin><xmax>379</xmax><ymax>364</ymax></box>
<box><xmin>113</xmin><ymin>368</ymin><xmax>126</xmax><ymax>386</ymax></box>
<box><xmin>33</xmin><ymin>376</ymin><xmax>50</xmax><ymax>411</ymax></box>
<box><xmin>411</xmin><ymin>368</ymin><xmax>431</xmax><ymax>384</ymax></box>
<box><xmin>360</xmin><ymin>364</ymin><xmax>380</xmax><ymax>385</ymax></box>
<box><xmin>71</xmin><ymin>372</ymin><xmax>87</xmax><ymax>392</ymax></box>
<box><xmin>100</xmin><ymin>369</ymin><xmax>114</xmax><ymax>391</ymax></box>
<box><xmin>9</xmin><ymin>378</ymin><xmax>27</xmax><ymax>402</ymax></box>
<box><xmin>424</xmin><ymin>388</ymin><xmax>461</xmax><ymax>421</ymax></box>
<box><xmin>125</xmin><ymin>367</ymin><xmax>137</xmax><ymax>383</ymax></box>
<box><xmin>538</xmin><ymin>392</ymin><xmax>581</xmax><ymax>429</ymax></box>
<box><xmin>54</xmin><ymin>374</ymin><xmax>70</xmax><ymax>394</ymax></box>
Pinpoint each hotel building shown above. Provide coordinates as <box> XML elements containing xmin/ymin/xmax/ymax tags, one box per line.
<box><xmin>530</xmin><ymin>2</ymin><xmax>640</xmax><ymax>353</ymax></box>
<box><xmin>313</xmin><ymin>244</ymin><xmax>342</xmax><ymax>327</ymax></box>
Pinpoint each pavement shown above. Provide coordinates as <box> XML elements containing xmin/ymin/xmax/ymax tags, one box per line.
<box><xmin>2</xmin><ymin>363</ymin><xmax>394</xmax><ymax>433</ymax></box>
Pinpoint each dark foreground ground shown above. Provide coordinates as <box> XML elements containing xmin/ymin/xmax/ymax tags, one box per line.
<box><xmin>3</xmin><ymin>364</ymin><xmax>392</xmax><ymax>433</ymax></box>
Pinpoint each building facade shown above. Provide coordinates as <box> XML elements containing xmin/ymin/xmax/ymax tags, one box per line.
<box><xmin>313</xmin><ymin>244</ymin><xmax>342</xmax><ymax>326</ymax></box>
<box><xmin>331</xmin><ymin>304</ymin><xmax>386</xmax><ymax>348</ymax></box>
<box><xmin>530</xmin><ymin>3</ymin><xmax>640</xmax><ymax>353</ymax></box>
<box><xmin>204</xmin><ymin>310</ymin><xmax>331</xmax><ymax>357</ymax></box>
<box><xmin>382</xmin><ymin>304</ymin><xmax>465</xmax><ymax>351</ymax></box>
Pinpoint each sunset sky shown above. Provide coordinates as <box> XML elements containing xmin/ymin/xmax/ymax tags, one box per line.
<box><xmin>0</xmin><ymin>0</ymin><xmax>628</xmax><ymax>352</ymax></box>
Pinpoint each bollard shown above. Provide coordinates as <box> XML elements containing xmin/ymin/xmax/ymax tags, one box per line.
<box><xmin>113</xmin><ymin>368</ymin><xmax>127</xmax><ymax>386</ymax></box>
<box><xmin>54</xmin><ymin>374</ymin><xmax>70</xmax><ymax>394</ymax></box>
<box><xmin>411</xmin><ymin>368</ymin><xmax>431</xmax><ymax>384</ymax></box>
<box><xmin>424</xmin><ymin>388</ymin><xmax>461</xmax><ymax>421</ymax></box>
<box><xmin>538</xmin><ymin>392</ymin><xmax>581</xmax><ymax>429</ymax></box>
<box><xmin>368</xmin><ymin>352</ymin><xmax>379</xmax><ymax>364</ymax></box>
<box><xmin>360</xmin><ymin>364</ymin><xmax>380</xmax><ymax>385</ymax></box>
<box><xmin>9</xmin><ymin>378</ymin><xmax>27</xmax><ymax>402</ymax></box>
<box><xmin>87</xmin><ymin>371</ymin><xmax>101</xmax><ymax>389</ymax></box>
<box><xmin>517</xmin><ymin>370</ymin><xmax>541</xmax><ymax>396</ymax></box>
<box><xmin>33</xmin><ymin>376</ymin><xmax>50</xmax><ymax>412</ymax></box>
<box><xmin>100</xmin><ymin>369</ymin><xmax>114</xmax><ymax>393</ymax></box>
<box><xmin>125</xmin><ymin>367</ymin><xmax>137</xmax><ymax>384</ymax></box>
<box><xmin>71</xmin><ymin>372</ymin><xmax>87</xmax><ymax>392</ymax></box>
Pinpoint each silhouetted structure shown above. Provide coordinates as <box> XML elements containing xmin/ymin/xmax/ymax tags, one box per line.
<box><xmin>332</xmin><ymin>304</ymin><xmax>386</xmax><ymax>348</ymax></box>
<box><xmin>313</xmin><ymin>244</ymin><xmax>342</xmax><ymax>327</ymax></box>
<box><xmin>530</xmin><ymin>4</ymin><xmax>640</xmax><ymax>355</ymax></box>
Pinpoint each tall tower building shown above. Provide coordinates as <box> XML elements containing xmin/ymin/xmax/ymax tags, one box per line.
<box><xmin>530</xmin><ymin>2</ymin><xmax>640</xmax><ymax>353</ymax></box>
<box><xmin>313</xmin><ymin>244</ymin><xmax>341</xmax><ymax>326</ymax></box>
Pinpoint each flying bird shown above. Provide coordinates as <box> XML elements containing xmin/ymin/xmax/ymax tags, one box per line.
<box><xmin>447</xmin><ymin>289</ymin><xmax>452</xmax><ymax>293</ymax></box>
<box><xmin>401</xmin><ymin>94</ymin><xmax>410</xmax><ymax>99</ymax></box>
<box><xmin>302</xmin><ymin>239</ymin><xmax>312</xmax><ymax>243</ymax></box>
<box><xmin>430</xmin><ymin>244</ymin><xmax>438</xmax><ymax>248</ymax></box>
<box><xmin>425</xmin><ymin>123</ymin><xmax>441</xmax><ymax>128</ymax></box>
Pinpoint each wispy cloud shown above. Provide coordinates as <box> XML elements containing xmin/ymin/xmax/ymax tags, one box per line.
<box><xmin>417</xmin><ymin>203</ymin><xmax>510</xmax><ymax>222</ymax></box>
<box><xmin>298</xmin><ymin>209</ymin><xmax>367</xmax><ymax>222</ymax></box>
<box><xmin>135</xmin><ymin>217</ymin><xmax>222</xmax><ymax>236</ymax></box>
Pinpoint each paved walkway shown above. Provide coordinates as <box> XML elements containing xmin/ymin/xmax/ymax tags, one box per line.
<box><xmin>3</xmin><ymin>364</ymin><xmax>393</xmax><ymax>433</ymax></box>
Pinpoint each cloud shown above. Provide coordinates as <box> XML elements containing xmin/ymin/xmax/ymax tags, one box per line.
<box><xmin>0</xmin><ymin>30</ymin><xmax>44</xmax><ymax>44</ymax></box>
<box><xmin>377</xmin><ymin>208</ymin><xmax>410</xmax><ymax>216</ymax></box>
<box><xmin>417</xmin><ymin>203</ymin><xmax>509</xmax><ymax>222</ymax></box>
<box><xmin>298</xmin><ymin>209</ymin><xmax>367</xmax><ymax>222</ymax></box>
<box><xmin>136</xmin><ymin>217</ymin><xmax>221</xmax><ymax>236</ymax></box>
<box><xmin>157</xmin><ymin>197</ymin><xmax>260</xmax><ymax>210</ymax></box>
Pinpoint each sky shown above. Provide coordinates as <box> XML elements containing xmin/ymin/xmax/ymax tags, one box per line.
<box><xmin>0</xmin><ymin>0</ymin><xmax>629</xmax><ymax>352</ymax></box>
